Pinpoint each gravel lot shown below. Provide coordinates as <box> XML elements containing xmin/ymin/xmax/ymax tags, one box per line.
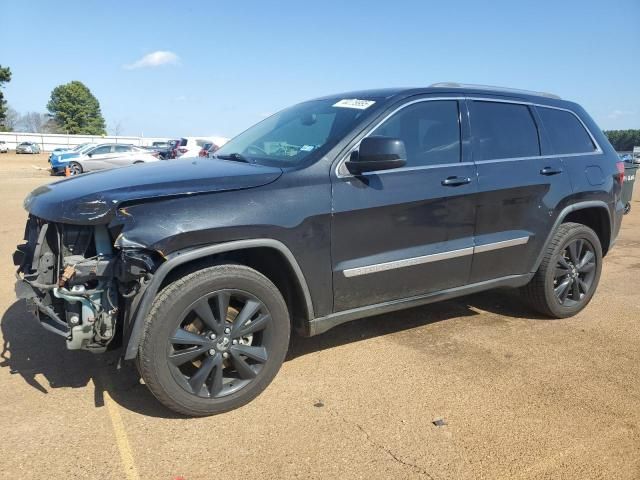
<box><xmin>1</xmin><ymin>152</ymin><xmax>639</xmax><ymax>479</ymax></box>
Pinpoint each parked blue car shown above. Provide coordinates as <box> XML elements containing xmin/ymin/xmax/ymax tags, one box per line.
<box><xmin>49</xmin><ymin>143</ymin><xmax>94</xmax><ymax>173</ymax></box>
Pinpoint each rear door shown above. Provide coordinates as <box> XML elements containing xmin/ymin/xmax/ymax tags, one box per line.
<box><xmin>467</xmin><ymin>98</ymin><xmax>572</xmax><ymax>282</ymax></box>
<box><xmin>331</xmin><ymin>97</ymin><xmax>478</xmax><ymax>311</ymax></box>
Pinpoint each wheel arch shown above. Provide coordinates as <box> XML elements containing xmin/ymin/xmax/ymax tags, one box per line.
<box><xmin>123</xmin><ymin>239</ymin><xmax>315</xmax><ymax>360</ymax></box>
<box><xmin>531</xmin><ymin>200</ymin><xmax>612</xmax><ymax>273</ymax></box>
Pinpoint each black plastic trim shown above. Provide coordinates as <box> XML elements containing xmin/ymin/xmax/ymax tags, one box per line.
<box><xmin>123</xmin><ymin>239</ymin><xmax>314</xmax><ymax>360</ymax></box>
<box><xmin>308</xmin><ymin>273</ymin><xmax>533</xmax><ymax>336</ymax></box>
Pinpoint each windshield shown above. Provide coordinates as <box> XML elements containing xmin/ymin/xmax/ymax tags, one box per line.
<box><xmin>214</xmin><ymin>98</ymin><xmax>381</xmax><ymax>167</ymax></box>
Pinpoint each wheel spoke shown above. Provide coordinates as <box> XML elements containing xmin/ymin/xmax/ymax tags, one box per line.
<box><xmin>235</xmin><ymin>314</ymin><xmax>271</xmax><ymax>338</ymax></box>
<box><xmin>189</xmin><ymin>354</ymin><xmax>217</xmax><ymax>396</ymax></box>
<box><xmin>231</xmin><ymin>300</ymin><xmax>261</xmax><ymax>337</ymax></box>
<box><xmin>555</xmin><ymin>277</ymin><xmax>572</xmax><ymax>302</ymax></box>
<box><xmin>193</xmin><ymin>298</ymin><xmax>222</xmax><ymax>335</ymax></box>
<box><xmin>557</xmin><ymin>255</ymin><xmax>571</xmax><ymax>270</ymax></box>
<box><xmin>568</xmin><ymin>241</ymin><xmax>580</xmax><ymax>264</ymax></box>
<box><xmin>571</xmin><ymin>278</ymin><xmax>581</xmax><ymax>300</ymax></box>
<box><xmin>577</xmin><ymin>250</ymin><xmax>595</xmax><ymax>271</ymax></box>
<box><xmin>577</xmin><ymin>277</ymin><xmax>589</xmax><ymax>295</ymax></box>
<box><xmin>229</xmin><ymin>350</ymin><xmax>257</xmax><ymax>379</ymax></box>
<box><xmin>169</xmin><ymin>346</ymin><xmax>208</xmax><ymax>366</ymax></box>
<box><xmin>171</xmin><ymin>328</ymin><xmax>209</xmax><ymax>346</ymax></box>
<box><xmin>554</xmin><ymin>265</ymin><xmax>569</xmax><ymax>278</ymax></box>
<box><xmin>208</xmin><ymin>355</ymin><xmax>224</xmax><ymax>397</ymax></box>
<box><xmin>215</xmin><ymin>292</ymin><xmax>230</xmax><ymax>326</ymax></box>
<box><xmin>231</xmin><ymin>345</ymin><xmax>268</xmax><ymax>363</ymax></box>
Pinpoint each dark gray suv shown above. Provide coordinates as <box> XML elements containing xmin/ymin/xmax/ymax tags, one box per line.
<box><xmin>14</xmin><ymin>83</ymin><xmax>625</xmax><ymax>415</ymax></box>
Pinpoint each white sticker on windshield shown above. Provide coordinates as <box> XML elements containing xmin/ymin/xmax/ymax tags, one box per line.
<box><xmin>300</xmin><ymin>145</ymin><xmax>315</xmax><ymax>152</ymax></box>
<box><xmin>332</xmin><ymin>99</ymin><xmax>376</xmax><ymax>110</ymax></box>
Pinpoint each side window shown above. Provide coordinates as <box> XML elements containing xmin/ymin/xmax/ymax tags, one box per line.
<box><xmin>470</xmin><ymin>101</ymin><xmax>540</xmax><ymax>160</ymax></box>
<box><xmin>372</xmin><ymin>100</ymin><xmax>460</xmax><ymax>167</ymax></box>
<box><xmin>537</xmin><ymin>107</ymin><xmax>596</xmax><ymax>154</ymax></box>
<box><xmin>89</xmin><ymin>145</ymin><xmax>113</xmax><ymax>155</ymax></box>
<box><xmin>114</xmin><ymin>145</ymin><xmax>131</xmax><ymax>153</ymax></box>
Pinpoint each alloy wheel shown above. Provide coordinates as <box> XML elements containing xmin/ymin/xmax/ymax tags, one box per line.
<box><xmin>553</xmin><ymin>238</ymin><xmax>597</xmax><ymax>307</ymax></box>
<box><xmin>167</xmin><ymin>289</ymin><xmax>272</xmax><ymax>399</ymax></box>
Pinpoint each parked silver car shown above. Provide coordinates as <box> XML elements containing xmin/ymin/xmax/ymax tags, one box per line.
<box><xmin>0</xmin><ymin>141</ymin><xmax>8</xmax><ymax>153</ymax></box>
<box><xmin>16</xmin><ymin>142</ymin><xmax>41</xmax><ymax>154</ymax></box>
<box><xmin>67</xmin><ymin>143</ymin><xmax>162</xmax><ymax>175</ymax></box>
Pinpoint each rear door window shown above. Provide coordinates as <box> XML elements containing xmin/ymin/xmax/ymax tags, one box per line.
<box><xmin>114</xmin><ymin>145</ymin><xmax>131</xmax><ymax>153</ymax></box>
<box><xmin>470</xmin><ymin>101</ymin><xmax>540</xmax><ymax>160</ymax></box>
<box><xmin>537</xmin><ymin>107</ymin><xmax>596</xmax><ymax>154</ymax></box>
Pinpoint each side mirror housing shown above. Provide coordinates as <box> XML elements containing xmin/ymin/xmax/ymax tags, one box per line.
<box><xmin>345</xmin><ymin>136</ymin><xmax>407</xmax><ymax>174</ymax></box>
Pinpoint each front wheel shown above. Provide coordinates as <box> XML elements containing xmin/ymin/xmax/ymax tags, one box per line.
<box><xmin>521</xmin><ymin>222</ymin><xmax>602</xmax><ymax>318</ymax></box>
<box><xmin>138</xmin><ymin>264</ymin><xmax>290</xmax><ymax>416</ymax></box>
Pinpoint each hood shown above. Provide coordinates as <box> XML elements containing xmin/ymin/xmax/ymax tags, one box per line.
<box><xmin>25</xmin><ymin>157</ymin><xmax>283</xmax><ymax>224</ymax></box>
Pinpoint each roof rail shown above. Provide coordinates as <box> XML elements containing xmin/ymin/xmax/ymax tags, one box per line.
<box><xmin>429</xmin><ymin>82</ymin><xmax>562</xmax><ymax>100</ymax></box>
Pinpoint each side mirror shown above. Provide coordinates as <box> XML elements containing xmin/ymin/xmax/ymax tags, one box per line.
<box><xmin>345</xmin><ymin>136</ymin><xmax>406</xmax><ymax>174</ymax></box>
<box><xmin>87</xmin><ymin>153</ymin><xmax>93</xmax><ymax>157</ymax></box>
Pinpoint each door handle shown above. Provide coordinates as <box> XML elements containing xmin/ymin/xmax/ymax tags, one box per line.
<box><xmin>540</xmin><ymin>166</ymin><xmax>563</xmax><ymax>176</ymax></box>
<box><xmin>441</xmin><ymin>176</ymin><xmax>471</xmax><ymax>187</ymax></box>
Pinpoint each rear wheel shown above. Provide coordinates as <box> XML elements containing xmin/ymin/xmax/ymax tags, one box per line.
<box><xmin>138</xmin><ymin>264</ymin><xmax>290</xmax><ymax>416</ymax></box>
<box><xmin>521</xmin><ymin>222</ymin><xmax>602</xmax><ymax>318</ymax></box>
<box><xmin>68</xmin><ymin>161</ymin><xmax>83</xmax><ymax>175</ymax></box>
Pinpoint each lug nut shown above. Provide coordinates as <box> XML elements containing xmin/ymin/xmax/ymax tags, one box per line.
<box><xmin>224</xmin><ymin>327</ymin><xmax>231</xmax><ymax>334</ymax></box>
<box><xmin>222</xmin><ymin>352</ymin><xmax>229</xmax><ymax>359</ymax></box>
<box><xmin>232</xmin><ymin>339</ymin><xmax>238</xmax><ymax>345</ymax></box>
<box><xmin>208</xmin><ymin>348</ymin><xmax>216</xmax><ymax>356</ymax></box>
<box><xmin>209</xmin><ymin>333</ymin><xmax>216</xmax><ymax>340</ymax></box>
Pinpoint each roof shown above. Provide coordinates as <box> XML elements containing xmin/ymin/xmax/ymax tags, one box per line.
<box><xmin>314</xmin><ymin>83</ymin><xmax>566</xmax><ymax>105</ymax></box>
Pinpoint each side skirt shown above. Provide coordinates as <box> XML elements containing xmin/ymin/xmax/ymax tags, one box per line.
<box><xmin>307</xmin><ymin>273</ymin><xmax>533</xmax><ymax>336</ymax></box>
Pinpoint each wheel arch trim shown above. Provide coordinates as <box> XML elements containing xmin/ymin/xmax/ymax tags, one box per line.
<box><xmin>123</xmin><ymin>238</ymin><xmax>314</xmax><ymax>360</ymax></box>
<box><xmin>531</xmin><ymin>200</ymin><xmax>612</xmax><ymax>273</ymax></box>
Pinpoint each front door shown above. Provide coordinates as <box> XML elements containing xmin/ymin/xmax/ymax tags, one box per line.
<box><xmin>331</xmin><ymin>98</ymin><xmax>477</xmax><ymax>311</ymax></box>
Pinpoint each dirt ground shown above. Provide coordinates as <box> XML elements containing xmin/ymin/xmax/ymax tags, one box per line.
<box><xmin>0</xmin><ymin>152</ymin><xmax>639</xmax><ymax>479</ymax></box>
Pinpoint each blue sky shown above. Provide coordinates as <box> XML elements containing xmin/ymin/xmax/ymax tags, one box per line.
<box><xmin>2</xmin><ymin>0</ymin><xmax>639</xmax><ymax>138</ymax></box>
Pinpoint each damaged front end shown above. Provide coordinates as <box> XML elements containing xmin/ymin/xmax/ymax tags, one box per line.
<box><xmin>13</xmin><ymin>215</ymin><xmax>159</xmax><ymax>353</ymax></box>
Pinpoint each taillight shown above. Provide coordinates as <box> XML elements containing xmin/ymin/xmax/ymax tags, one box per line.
<box><xmin>616</xmin><ymin>161</ymin><xmax>625</xmax><ymax>186</ymax></box>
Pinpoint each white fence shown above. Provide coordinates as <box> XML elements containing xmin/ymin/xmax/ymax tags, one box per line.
<box><xmin>0</xmin><ymin>131</ymin><xmax>170</xmax><ymax>152</ymax></box>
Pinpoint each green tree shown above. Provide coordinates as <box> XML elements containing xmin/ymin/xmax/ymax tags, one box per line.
<box><xmin>0</xmin><ymin>65</ymin><xmax>12</xmax><ymax>131</ymax></box>
<box><xmin>46</xmin><ymin>81</ymin><xmax>106</xmax><ymax>135</ymax></box>
<box><xmin>604</xmin><ymin>130</ymin><xmax>640</xmax><ymax>151</ymax></box>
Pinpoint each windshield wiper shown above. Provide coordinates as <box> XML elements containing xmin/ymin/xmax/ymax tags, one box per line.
<box><xmin>215</xmin><ymin>153</ymin><xmax>250</xmax><ymax>163</ymax></box>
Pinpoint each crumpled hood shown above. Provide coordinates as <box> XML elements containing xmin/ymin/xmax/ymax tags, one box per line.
<box><xmin>25</xmin><ymin>157</ymin><xmax>283</xmax><ymax>224</ymax></box>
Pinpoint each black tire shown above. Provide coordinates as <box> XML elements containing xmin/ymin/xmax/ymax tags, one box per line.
<box><xmin>521</xmin><ymin>222</ymin><xmax>602</xmax><ymax>318</ymax></box>
<box><xmin>138</xmin><ymin>264</ymin><xmax>290</xmax><ymax>416</ymax></box>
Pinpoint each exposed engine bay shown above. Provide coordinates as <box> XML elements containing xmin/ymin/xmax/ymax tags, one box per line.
<box><xmin>13</xmin><ymin>215</ymin><xmax>158</xmax><ymax>352</ymax></box>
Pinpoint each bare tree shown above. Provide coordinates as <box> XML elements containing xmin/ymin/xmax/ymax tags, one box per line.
<box><xmin>109</xmin><ymin>119</ymin><xmax>125</xmax><ymax>136</ymax></box>
<box><xmin>20</xmin><ymin>112</ymin><xmax>49</xmax><ymax>133</ymax></box>
<box><xmin>2</xmin><ymin>106</ymin><xmax>20</xmax><ymax>131</ymax></box>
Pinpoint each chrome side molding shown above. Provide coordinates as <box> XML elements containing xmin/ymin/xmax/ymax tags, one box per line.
<box><xmin>342</xmin><ymin>236</ymin><xmax>530</xmax><ymax>278</ymax></box>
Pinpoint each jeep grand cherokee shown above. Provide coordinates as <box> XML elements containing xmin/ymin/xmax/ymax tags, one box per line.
<box><xmin>14</xmin><ymin>83</ymin><xmax>625</xmax><ymax>416</ymax></box>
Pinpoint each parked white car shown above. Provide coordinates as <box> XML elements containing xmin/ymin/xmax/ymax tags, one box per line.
<box><xmin>67</xmin><ymin>144</ymin><xmax>162</xmax><ymax>175</ymax></box>
<box><xmin>174</xmin><ymin>136</ymin><xmax>228</xmax><ymax>158</ymax></box>
<box><xmin>0</xmin><ymin>141</ymin><xmax>8</xmax><ymax>153</ymax></box>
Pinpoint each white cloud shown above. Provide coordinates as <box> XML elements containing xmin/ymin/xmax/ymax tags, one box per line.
<box><xmin>124</xmin><ymin>51</ymin><xmax>180</xmax><ymax>70</ymax></box>
<box><xmin>607</xmin><ymin>109</ymin><xmax>636</xmax><ymax>120</ymax></box>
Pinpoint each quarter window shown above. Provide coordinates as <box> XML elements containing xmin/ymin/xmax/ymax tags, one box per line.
<box><xmin>114</xmin><ymin>145</ymin><xmax>131</xmax><ymax>153</ymax></box>
<box><xmin>371</xmin><ymin>100</ymin><xmax>461</xmax><ymax>167</ymax></box>
<box><xmin>470</xmin><ymin>101</ymin><xmax>540</xmax><ymax>160</ymax></box>
<box><xmin>538</xmin><ymin>107</ymin><xmax>596</xmax><ymax>154</ymax></box>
